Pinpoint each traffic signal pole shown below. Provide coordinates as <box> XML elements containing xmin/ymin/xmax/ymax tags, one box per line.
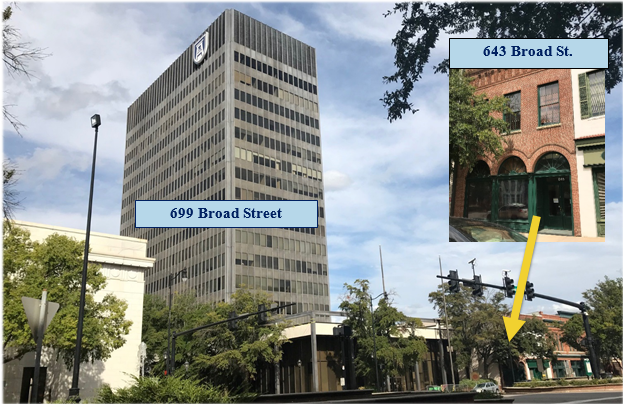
<box><xmin>436</xmin><ymin>274</ymin><xmax>601</xmax><ymax>379</ymax></box>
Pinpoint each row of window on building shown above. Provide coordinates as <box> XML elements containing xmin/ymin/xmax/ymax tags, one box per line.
<box><xmin>235</xmin><ymin>127</ymin><xmax>322</xmax><ymax>166</ymax></box>
<box><xmin>504</xmin><ymin>70</ymin><xmax>605</xmax><ymax>131</ymax></box>
<box><xmin>235</xmin><ymin>229</ymin><xmax>326</xmax><ymax>256</ymax></box>
<box><xmin>234</xmin><ymin>50</ymin><xmax>317</xmax><ymax>96</ymax></box>
<box><xmin>235</xmin><ymin>275</ymin><xmax>329</xmax><ymax>297</ymax></box>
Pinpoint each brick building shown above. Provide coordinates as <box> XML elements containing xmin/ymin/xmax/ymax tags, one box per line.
<box><xmin>451</xmin><ymin>68</ymin><xmax>605</xmax><ymax>236</ymax></box>
<box><xmin>518</xmin><ymin>311</ymin><xmax>592</xmax><ymax>381</ymax></box>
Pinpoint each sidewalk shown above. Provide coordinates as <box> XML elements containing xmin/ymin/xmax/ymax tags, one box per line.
<box><xmin>519</xmin><ymin>233</ymin><xmax>605</xmax><ymax>242</ymax></box>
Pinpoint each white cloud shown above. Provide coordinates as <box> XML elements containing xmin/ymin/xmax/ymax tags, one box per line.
<box><xmin>324</xmin><ymin>170</ymin><xmax>353</xmax><ymax>192</ymax></box>
<box><xmin>314</xmin><ymin>3</ymin><xmax>402</xmax><ymax>46</ymax></box>
<box><xmin>14</xmin><ymin>147</ymin><xmax>91</xmax><ymax>182</ymax></box>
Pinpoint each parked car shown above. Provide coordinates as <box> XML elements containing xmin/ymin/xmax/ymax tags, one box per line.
<box><xmin>472</xmin><ymin>382</ymin><xmax>500</xmax><ymax>394</ymax></box>
<box><xmin>450</xmin><ymin>217</ymin><xmax>528</xmax><ymax>242</ymax></box>
<box><xmin>498</xmin><ymin>203</ymin><xmax>529</xmax><ymax>220</ymax></box>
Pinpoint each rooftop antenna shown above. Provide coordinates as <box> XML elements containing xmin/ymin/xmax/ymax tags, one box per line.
<box><xmin>379</xmin><ymin>245</ymin><xmax>387</xmax><ymax>299</ymax></box>
<box><xmin>468</xmin><ymin>258</ymin><xmax>476</xmax><ymax>278</ymax></box>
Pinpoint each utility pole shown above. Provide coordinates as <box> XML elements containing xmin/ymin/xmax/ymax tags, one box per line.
<box><xmin>379</xmin><ymin>246</ymin><xmax>387</xmax><ymax>299</ymax></box>
<box><xmin>438</xmin><ymin>256</ymin><xmax>456</xmax><ymax>386</ymax></box>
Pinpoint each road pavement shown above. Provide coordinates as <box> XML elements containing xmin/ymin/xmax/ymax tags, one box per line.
<box><xmin>508</xmin><ymin>391</ymin><xmax>622</xmax><ymax>403</ymax></box>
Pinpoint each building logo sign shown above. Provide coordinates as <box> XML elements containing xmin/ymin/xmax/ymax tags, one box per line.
<box><xmin>193</xmin><ymin>31</ymin><xmax>208</xmax><ymax>65</ymax></box>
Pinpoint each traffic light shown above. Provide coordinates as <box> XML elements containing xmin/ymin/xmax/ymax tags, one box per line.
<box><xmin>472</xmin><ymin>275</ymin><xmax>483</xmax><ymax>297</ymax></box>
<box><xmin>258</xmin><ymin>304</ymin><xmax>268</xmax><ymax>324</ymax></box>
<box><xmin>448</xmin><ymin>270</ymin><xmax>460</xmax><ymax>293</ymax></box>
<box><xmin>526</xmin><ymin>281</ymin><xmax>535</xmax><ymax>301</ymax></box>
<box><xmin>504</xmin><ymin>277</ymin><xmax>515</xmax><ymax>298</ymax></box>
<box><xmin>228</xmin><ymin>311</ymin><xmax>238</xmax><ymax>330</ymax></box>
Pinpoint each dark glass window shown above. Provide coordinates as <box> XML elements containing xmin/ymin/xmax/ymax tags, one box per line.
<box><xmin>538</xmin><ymin>82</ymin><xmax>560</xmax><ymax>126</ymax></box>
<box><xmin>504</xmin><ymin>92</ymin><xmax>521</xmax><ymax>131</ymax></box>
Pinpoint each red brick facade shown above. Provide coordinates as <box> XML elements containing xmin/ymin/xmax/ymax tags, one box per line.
<box><xmin>452</xmin><ymin>69</ymin><xmax>582</xmax><ymax>236</ymax></box>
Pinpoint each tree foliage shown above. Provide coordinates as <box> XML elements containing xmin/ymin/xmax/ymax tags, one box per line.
<box><xmin>449</xmin><ymin>69</ymin><xmax>509</xmax><ymax>174</ymax></box>
<box><xmin>562</xmin><ymin>277</ymin><xmax>623</xmax><ymax>369</ymax></box>
<box><xmin>3</xmin><ymin>159</ymin><xmax>21</xmax><ymax>221</ymax></box>
<box><xmin>339</xmin><ymin>279</ymin><xmax>428</xmax><ymax>389</ymax></box>
<box><xmin>3</xmin><ymin>4</ymin><xmax>50</xmax><ymax>134</ymax></box>
<box><xmin>429</xmin><ymin>284</ymin><xmax>555</xmax><ymax>378</ymax></box>
<box><xmin>141</xmin><ymin>288</ymin><xmax>289</xmax><ymax>393</ymax></box>
<box><xmin>95</xmin><ymin>374</ymin><xmax>246</xmax><ymax>403</ymax></box>
<box><xmin>3</xmin><ymin>222</ymin><xmax>132</xmax><ymax>368</ymax></box>
<box><xmin>383</xmin><ymin>2</ymin><xmax>622</xmax><ymax>122</ymax></box>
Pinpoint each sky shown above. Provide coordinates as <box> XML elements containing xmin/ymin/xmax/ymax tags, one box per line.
<box><xmin>3</xmin><ymin>2</ymin><xmax>622</xmax><ymax>320</ymax></box>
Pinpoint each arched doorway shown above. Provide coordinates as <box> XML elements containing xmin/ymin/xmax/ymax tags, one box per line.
<box><xmin>464</xmin><ymin>161</ymin><xmax>492</xmax><ymax>220</ymax></box>
<box><xmin>534</xmin><ymin>152</ymin><xmax>573</xmax><ymax>233</ymax></box>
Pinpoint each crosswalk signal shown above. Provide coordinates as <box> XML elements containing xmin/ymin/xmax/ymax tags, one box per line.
<box><xmin>526</xmin><ymin>281</ymin><xmax>535</xmax><ymax>301</ymax></box>
<box><xmin>504</xmin><ymin>277</ymin><xmax>515</xmax><ymax>298</ymax></box>
<box><xmin>472</xmin><ymin>275</ymin><xmax>483</xmax><ymax>297</ymax></box>
<box><xmin>258</xmin><ymin>304</ymin><xmax>268</xmax><ymax>324</ymax></box>
<box><xmin>228</xmin><ymin>311</ymin><xmax>238</xmax><ymax>330</ymax></box>
<box><xmin>448</xmin><ymin>270</ymin><xmax>460</xmax><ymax>293</ymax></box>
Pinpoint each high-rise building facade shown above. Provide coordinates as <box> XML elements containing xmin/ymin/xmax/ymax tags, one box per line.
<box><xmin>120</xmin><ymin>10</ymin><xmax>329</xmax><ymax>313</ymax></box>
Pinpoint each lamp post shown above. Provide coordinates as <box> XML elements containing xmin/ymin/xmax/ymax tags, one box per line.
<box><xmin>167</xmin><ymin>268</ymin><xmax>187</xmax><ymax>375</ymax></box>
<box><xmin>369</xmin><ymin>292</ymin><xmax>385</xmax><ymax>392</ymax></box>
<box><xmin>68</xmin><ymin>114</ymin><xmax>101</xmax><ymax>401</ymax></box>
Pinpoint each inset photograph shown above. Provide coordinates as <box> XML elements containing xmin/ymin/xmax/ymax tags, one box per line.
<box><xmin>449</xmin><ymin>68</ymin><xmax>605</xmax><ymax>242</ymax></box>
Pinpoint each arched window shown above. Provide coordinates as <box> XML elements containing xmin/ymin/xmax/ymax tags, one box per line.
<box><xmin>467</xmin><ymin>160</ymin><xmax>491</xmax><ymax>178</ymax></box>
<box><xmin>498</xmin><ymin>157</ymin><xmax>527</xmax><ymax>175</ymax></box>
<box><xmin>535</xmin><ymin>152</ymin><xmax>570</xmax><ymax>173</ymax></box>
<box><xmin>497</xmin><ymin>157</ymin><xmax>529</xmax><ymax>221</ymax></box>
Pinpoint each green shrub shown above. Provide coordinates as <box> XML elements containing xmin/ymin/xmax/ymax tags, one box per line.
<box><xmin>514</xmin><ymin>377</ymin><xmax>622</xmax><ymax>389</ymax></box>
<box><xmin>95</xmin><ymin>375</ymin><xmax>254</xmax><ymax>403</ymax></box>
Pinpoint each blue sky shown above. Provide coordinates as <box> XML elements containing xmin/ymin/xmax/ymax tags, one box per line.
<box><xmin>3</xmin><ymin>3</ymin><xmax>622</xmax><ymax>319</ymax></box>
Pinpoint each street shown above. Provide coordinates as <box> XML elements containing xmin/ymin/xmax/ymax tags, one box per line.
<box><xmin>509</xmin><ymin>392</ymin><xmax>623</xmax><ymax>403</ymax></box>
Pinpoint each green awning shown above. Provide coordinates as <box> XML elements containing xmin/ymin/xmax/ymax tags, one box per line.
<box><xmin>583</xmin><ymin>147</ymin><xmax>605</xmax><ymax>166</ymax></box>
<box><xmin>527</xmin><ymin>359</ymin><xmax>538</xmax><ymax>368</ymax></box>
<box><xmin>576</xmin><ymin>137</ymin><xmax>604</xmax><ymax>149</ymax></box>
<box><xmin>543</xmin><ymin>360</ymin><xmax>550</xmax><ymax>368</ymax></box>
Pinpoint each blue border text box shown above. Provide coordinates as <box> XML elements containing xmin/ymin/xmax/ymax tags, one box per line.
<box><xmin>135</xmin><ymin>200</ymin><xmax>318</xmax><ymax>228</ymax></box>
<box><xmin>450</xmin><ymin>39</ymin><xmax>608</xmax><ymax>69</ymax></box>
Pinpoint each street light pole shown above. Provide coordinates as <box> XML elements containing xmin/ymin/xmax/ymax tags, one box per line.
<box><xmin>167</xmin><ymin>268</ymin><xmax>187</xmax><ymax>376</ymax></box>
<box><xmin>68</xmin><ymin>114</ymin><xmax>101</xmax><ymax>401</ymax></box>
<box><xmin>369</xmin><ymin>292</ymin><xmax>384</xmax><ymax>392</ymax></box>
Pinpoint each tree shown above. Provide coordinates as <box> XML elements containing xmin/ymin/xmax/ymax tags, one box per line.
<box><xmin>339</xmin><ymin>279</ymin><xmax>428</xmax><ymax>389</ymax></box>
<box><xmin>141</xmin><ymin>288</ymin><xmax>290</xmax><ymax>393</ymax></box>
<box><xmin>449</xmin><ymin>69</ymin><xmax>509</xmax><ymax>179</ymax></box>
<box><xmin>429</xmin><ymin>284</ymin><xmax>554</xmax><ymax>378</ymax></box>
<box><xmin>3</xmin><ymin>222</ymin><xmax>132</xmax><ymax>367</ymax></box>
<box><xmin>3</xmin><ymin>4</ymin><xmax>49</xmax><ymax>134</ymax></box>
<box><xmin>562</xmin><ymin>277</ymin><xmax>622</xmax><ymax>371</ymax></box>
<box><xmin>3</xmin><ymin>5</ymin><xmax>51</xmax><ymax>221</ymax></box>
<box><xmin>383</xmin><ymin>2</ymin><xmax>622</xmax><ymax>122</ymax></box>
<box><xmin>3</xmin><ymin>159</ymin><xmax>21</xmax><ymax>221</ymax></box>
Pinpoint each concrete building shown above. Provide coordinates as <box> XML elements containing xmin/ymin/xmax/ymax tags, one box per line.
<box><xmin>120</xmin><ymin>9</ymin><xmax>329</xmax><ymax>313</ymax></box>
<box><xmin>255</xmin><ymin>312</ymin><xmax>457</xmax><ymax>394</ymax></box>
<box><xmin>3</xmin><ymin>220</ymin><xmax>153</xmax><ymax>403</ymax></box>
<box><xmin>570</xmin><ymin>69</ymin><xmax>606</xmax><ymax>237</ymax></box>
<box><xmin>452</xmin><ymin>68</ymin><xmax>602</xmax><ymax>237</ymax></box>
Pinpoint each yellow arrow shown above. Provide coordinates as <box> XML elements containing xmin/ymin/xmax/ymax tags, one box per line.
<box><xmin>503</xmin><ymin>215</ymin><xmax>540</xmax><ymax>341</ymax></box>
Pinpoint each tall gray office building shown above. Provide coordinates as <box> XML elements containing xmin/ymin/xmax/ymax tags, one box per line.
<box><xmin>120</xmin><ymin>10</ymin><xmax>329</xmax><ymax>314</ymax></box>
